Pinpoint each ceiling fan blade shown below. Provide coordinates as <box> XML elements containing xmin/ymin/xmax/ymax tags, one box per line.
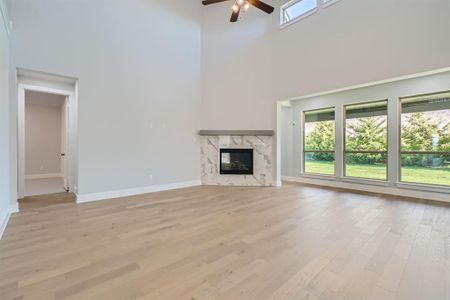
<box><xmin>247</xmin><ymin>0</ymin><xmax>274</xmax><ymax>14</ymax></box>
<box><xmin>230</xmin><ymin>5</ymin><xmax>241</xmax><ymax>22</ymax></box>
<box><xmin>202</xmin><ymin>0</ymin><xmax>229</xmax><ymax>5</ymax></box>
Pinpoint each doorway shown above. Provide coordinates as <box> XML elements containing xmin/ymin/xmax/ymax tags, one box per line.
<box><xmin>23</xmin><ymin>91</ymin><xmax>68</xmax><ymax>196</ymax></box>
<box><xmin>17</xmin><ymin>72</ymin><xmax>78</xmax><ymax>200</ymax></box>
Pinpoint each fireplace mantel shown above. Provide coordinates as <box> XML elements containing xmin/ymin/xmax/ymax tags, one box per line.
<box><xmin>198</xmin><ymin>130</ymin><xmax>274</xmax><ymax>136</ymax></box>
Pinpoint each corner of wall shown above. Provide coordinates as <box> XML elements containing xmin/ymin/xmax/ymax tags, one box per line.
<box><xmin>0</xmin><ymin>203</ymin><xmax>18</xmax><ymax>240</ymax></box>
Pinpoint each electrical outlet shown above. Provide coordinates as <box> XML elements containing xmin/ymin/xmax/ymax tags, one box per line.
<box><xmin>149</xmin><ymin>122</ymin><xmax>153</xmax><ymax>129</ymax></box>
<box><xmin>40</xmin><ymin>165</ymin><xmax>44</xmax><ymax>170</ymax></box>
<box><xmin>149</xmin><ymin>174</ymin><xmax>153</xmax><ymax>182</ymax></box>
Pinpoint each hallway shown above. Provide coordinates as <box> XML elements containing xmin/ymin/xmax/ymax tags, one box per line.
<box><xmin>24</xmin><ymin>177</ymin><xmax>66</xmax><ymax>197</ymax></box>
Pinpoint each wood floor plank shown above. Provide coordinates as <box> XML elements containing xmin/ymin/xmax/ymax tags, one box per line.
<box><xmin>0</xmin><ymin>182</ymin><xmax>449</xmax><ymax>299</ymax></box>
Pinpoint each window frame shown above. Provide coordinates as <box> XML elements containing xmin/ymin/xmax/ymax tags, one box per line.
<box><xmin>343</xmin><ymin>99</ymin><xmax>389</xmax><ymax>181</ymax></box>
<box><xmin>280</xmin><ymin>0</ymin><xmax>343</xmax><ymax>28</ymax></box>
<box><xmin>280</xmin><ymin>0</ymin><xmax>319</xmax><ymax>28</ymax></box>
<box><xmin>321</xmin><ymin>0</ymin><xmax>342</xmax><ymax>8</ymax></box>
<box><xmin>302</xmin><ymin>106</ymin><xmax>337</xmax><ymax>177</ymax></box>
<box><xmin>398</xmin><ymin>91</ymin><xmax>450</xmax><ymax>188</ymax></box>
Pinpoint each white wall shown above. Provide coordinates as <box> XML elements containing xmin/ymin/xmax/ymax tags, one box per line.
<box><xmin>25</xmin><ymin>92</ymin><xmax>64</xmax><ymax>176</ymax></box>
<box><xmin>201</xmin><ymin>0</ymin><xmax>275</xmax><ymax>130</ymax></box>
<box><xmin>280</xmin><ymin>105</ymin><xmax>294</xmax><ymax>177</ymax></box>
<box><xmin>274</xmin><ymin>0</ymin><xmax>450</xmax><ymax>100</ymax></box>
<box><xmin>201</xmin><ymin>0</ymin><xmax>450</xmax><ymax>127</ymax></box>
<box><xmin>0</xmin><ymin>0</ymin><xmax>12</xmax><ymax>235</ymax></box>
<box><xmin>9</xmin><ymin>0</ymin><xmax>202</xmax><ymax>196</ymax></box>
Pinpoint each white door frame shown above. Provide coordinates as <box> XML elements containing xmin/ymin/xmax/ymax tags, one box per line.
<box><xmin>17</xmin><ymin>83</ymin><xmax>75</xmax><ymax>199</ymax></box>
<box><xmin>61</xmin><ymin>98</ymin><xmax>69</xmax><ymax>192</ymax></box>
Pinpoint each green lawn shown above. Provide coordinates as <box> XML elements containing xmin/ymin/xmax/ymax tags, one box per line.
<box><xmin>305</xmin><ymin>161</ymin><xmax>450</xmax><ymax>186</ymax></box>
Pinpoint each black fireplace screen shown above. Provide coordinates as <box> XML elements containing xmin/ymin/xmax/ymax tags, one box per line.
<box><xmin>220</xmin><ymin>148</ymin><xmax>254</xmax><ymax>175</ymax></box>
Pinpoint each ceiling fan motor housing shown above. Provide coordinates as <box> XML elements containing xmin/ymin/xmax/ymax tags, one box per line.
<box><xmin>202</xmin><ymin>0</ymin><xmax>275</xmax><ymax>23</ymax></box>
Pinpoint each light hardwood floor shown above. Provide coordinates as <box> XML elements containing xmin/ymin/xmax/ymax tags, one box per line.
<box><xmin>0</xmin><ymin>182</ymin><xmax>449</xmax><ymax>300</ymax></box>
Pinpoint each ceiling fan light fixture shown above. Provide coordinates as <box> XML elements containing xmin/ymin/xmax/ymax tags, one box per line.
<box><xmin>202</xmin><ymin>0</ymin><xmax>274</xmax><ymax>23</ymax></box>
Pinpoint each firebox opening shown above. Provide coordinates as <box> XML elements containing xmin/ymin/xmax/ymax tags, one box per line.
<box><xmin>220</xmin><ymin>148</ymin><xmax>254</xmax><ymax>175</ymax></box>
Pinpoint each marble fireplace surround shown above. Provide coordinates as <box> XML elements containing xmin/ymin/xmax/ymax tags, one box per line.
<box><xmin>199</xmin><ymin>130</ymin><xmax>274</xmax><ymax>186</ymax></box>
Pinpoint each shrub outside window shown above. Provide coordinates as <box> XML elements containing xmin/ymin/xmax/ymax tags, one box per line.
<box><xmin>344</xmin><ymin>100</ymin><xmax>388</xmax><ymax>181</ymax></box>
<box><xmin>400</xmin><ymin>92</ymin><xmax>450</xmax><ymax>186</ymax></box>
<box><xmin>303</xmin><ymin>107</ymin><xmax>335</xmax><ymax>175</ymax></box>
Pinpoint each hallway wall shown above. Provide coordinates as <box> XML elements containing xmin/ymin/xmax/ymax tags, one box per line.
<box><xmin>25</xmin><ymin>91</ymin><xmax>64</xmax><ymax>177</ymax></box>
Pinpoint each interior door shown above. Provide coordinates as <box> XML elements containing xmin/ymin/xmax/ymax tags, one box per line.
<box><xmin>61</xmin><ymin>98</ymin><xmax>69</xmax><ymax>192</ymax></box>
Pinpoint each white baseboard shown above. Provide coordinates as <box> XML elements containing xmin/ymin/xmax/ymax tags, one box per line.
<box><xmin>282</xmin><ymin>176</ymin><xmax>450</xmax><ymax>203</ymax></box>
<box><xmin>76</xmin><ymin>180</ymin><xmax>202</xmax><ymax>204</ymax></box>
<box><xmin>9</xmin><ymin>203</ymin><xmax>19</xmax><ymax>213</ymax></box>
<box><xmin>25</xmin><ymin>173</ymin><xmax>63</xmax><ymax>180</ymax></box>
<box><xmin>0</xmin><ymin>204</ymin><xmax>19</xmax><ymax>240</ymax></box>
<box><xmin>0</xmin><ymin>211</ymin><xmax>10</xmax><ymax>240</ymax></box>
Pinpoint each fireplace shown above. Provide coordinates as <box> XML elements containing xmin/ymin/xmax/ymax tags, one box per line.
<box><xmin>199</xmin><ymin>131</ymin><xmax>273</xmax><ymax>186</ymax></box>
<box><xmin>220</xmin><ymin>148</ymin><xmax>254</xmax><ymax>175</ymax></box>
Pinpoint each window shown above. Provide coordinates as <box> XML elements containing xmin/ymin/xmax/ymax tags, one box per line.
<box><xmin>344</xmin><ymin>100</ymin><xmax>388</xmax><ymax>180</ymax></box>
<box><xmin>400</xmin><ymin>92</ymin><xmax>450</xmax><ymax>186</ymax></box>
<box><xmin>280</xmin><ymin>0</ymin><xmax>342</xmax><ymax>26</ymax></box>
<box><xmin>303</xmin><ymin>107</ymin><xmax>335</xmax><ymax>175</ymax></box>
<box><xmin>281</xmin><ymin>0</ymin><xmax>317</xmax><ymax>25</ymax></box>
<box><xmin>322</xmin><ymin>0</ymin><xmax>341</xmax><ymax>7</ymax></box>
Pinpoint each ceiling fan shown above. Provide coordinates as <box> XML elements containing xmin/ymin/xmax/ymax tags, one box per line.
<box><xmin>202</xmin><ymin>0</ymin><xmax>275</xmax><ymax>23</ymax></box>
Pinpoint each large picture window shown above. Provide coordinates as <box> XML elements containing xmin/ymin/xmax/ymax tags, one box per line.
<box><xmin>400</xmin><ymin>92</ymin><xmax>450</xmax><ymax>186</ymax></box>
<box><xmin>344</xmin><ymin>100</ymin><xmax>388</xmax><ymax>180</ymax></box>
<box><xmin>303</xmin><ymin>107</ymin><xmax>335</xmax><ymax>175</ymax></box>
